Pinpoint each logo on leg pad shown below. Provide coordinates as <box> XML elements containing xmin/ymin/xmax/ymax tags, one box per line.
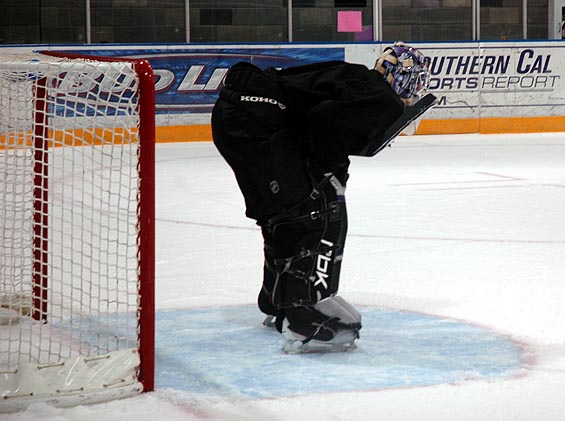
<box><xmin>314</xmin><ymin>239</ymin><xmax>334</xmax><ymax>301</ymax></box>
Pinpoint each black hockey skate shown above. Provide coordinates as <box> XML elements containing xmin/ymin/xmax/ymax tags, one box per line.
<box><xmin>281</xmin><ymin>296</ymin><xmax>362</xmax><ymax>354</ymax></box>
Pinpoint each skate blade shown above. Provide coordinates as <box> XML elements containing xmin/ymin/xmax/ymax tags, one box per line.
<box><xmin>283</xmin><ymin>337</ymin><xmax>357</xmax><ymax>354</ymax></box>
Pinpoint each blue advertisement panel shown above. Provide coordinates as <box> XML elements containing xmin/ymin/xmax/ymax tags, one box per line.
<box><xmin>62</xmin><ymin>48</ymin><xmax>345</xmax><ymax>115</ymax></box>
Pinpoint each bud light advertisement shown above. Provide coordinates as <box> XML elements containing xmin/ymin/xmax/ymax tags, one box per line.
<box><xmin>67</xmin><ymin>48</ymin><xmax>345</xmax><ymax>114</ymax></box>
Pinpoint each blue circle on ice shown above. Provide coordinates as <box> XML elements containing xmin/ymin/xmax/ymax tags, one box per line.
<box><xmin>155</xmin><ymin>306</ymin><xmax>524</xmax><ymax>398</ymax></box>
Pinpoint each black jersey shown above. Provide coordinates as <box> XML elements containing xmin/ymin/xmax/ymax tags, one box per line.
<box><xmin>212</xmin><ymin>60</ymin><xmax>403</xmax><ymax>223</ymax></box>
<box><xmin>271</xmin><ymin>60</ymin><xmax>404</xmax><ymax>165</ymax></box>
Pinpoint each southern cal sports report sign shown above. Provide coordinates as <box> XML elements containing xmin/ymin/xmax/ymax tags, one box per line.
<box><xmin>412</xmin><ymin>41</ymin><xmax>565</xmax><ymax>133</ymax></box>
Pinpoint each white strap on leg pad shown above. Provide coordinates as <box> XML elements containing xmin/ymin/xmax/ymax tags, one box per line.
<box><xmin>312</xmin><ymin>295</ymin><xmax>362</xmax><ymax>326</ymax></box>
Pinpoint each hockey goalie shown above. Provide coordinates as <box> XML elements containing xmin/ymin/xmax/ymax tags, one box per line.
<box><xmin>212</xmin><ymin>42</ymin><xmax>432</xmax><ymax>353</ymax></box>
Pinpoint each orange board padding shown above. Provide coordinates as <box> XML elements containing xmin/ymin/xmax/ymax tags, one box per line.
<box><xmin>417</xmin><ymin>116</ymin><xmax>565</xmax><ymax>135</ymax></box>
<box><xmin>156</xmin><ymin>125</ymin><xmax>212</xmax><ymax>143</ymax></box>
<box><xmin>2</xmin><ymin>117</ymin><xmax>563</xmax><ymax>148</ymax></box>
<box><xmin>0</xmin><ymin>128</ymin><xmax>138</xmax><ymax>149</ymax></box>
<box><xmin>154</xmin><ymin>117</ymin><xmax>565</xmax><ymax>143</ymax></box>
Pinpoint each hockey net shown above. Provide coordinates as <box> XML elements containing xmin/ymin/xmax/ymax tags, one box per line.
<box><xmin>0</xmin><ymin>52</ymin><xmax>155</xmax><ymax>412</ymax></box>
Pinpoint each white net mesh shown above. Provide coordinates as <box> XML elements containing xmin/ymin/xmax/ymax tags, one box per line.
<box><xmin>0</xmin><ymin>53</ymin><xmax>145</xmax><ymax>387</ymax></box>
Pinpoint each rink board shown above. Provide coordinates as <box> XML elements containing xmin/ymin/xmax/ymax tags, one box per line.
<box><xmin>1</xmin><ymin>41</ymin><xmax>564</xmax><ymax>140</ymax></box>
<box><xmin>155</xmin><ymin>305</ymin><xmax>524</xmax><ymax>398</ymax></box>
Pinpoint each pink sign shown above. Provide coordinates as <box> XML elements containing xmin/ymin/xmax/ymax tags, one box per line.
<box><xmin>337</xmin><ymin>11</ymin><xmax>362</xmax><ymax>32</ymax></box>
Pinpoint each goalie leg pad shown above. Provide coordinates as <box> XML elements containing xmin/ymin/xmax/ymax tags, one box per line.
<box><xmin>266</xmin><ymin>174</ymin><xmax>348</xmax><ymax>310</ymax></box>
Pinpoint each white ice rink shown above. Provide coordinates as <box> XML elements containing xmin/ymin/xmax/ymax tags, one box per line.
<box><xmin>5</xmin><ymin>132</ymin><xmax>565</xmax><ymax>420</ymax></box>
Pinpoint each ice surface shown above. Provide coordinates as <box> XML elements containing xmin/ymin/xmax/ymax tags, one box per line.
<box><xmin>155</xmin><ymin>306</ymin><xmax>523</xmax><ymax>397</ymax></box>
<box><xmin>4</xmin><ymin>132</ymin><xmax>565</xmax><ymax>420</ymax></box>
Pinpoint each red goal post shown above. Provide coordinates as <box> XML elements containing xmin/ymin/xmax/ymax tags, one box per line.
<box><xmin>0</xmin><ymin>51</ymin><xmax>155</xmax><ymax>412</ymax></box>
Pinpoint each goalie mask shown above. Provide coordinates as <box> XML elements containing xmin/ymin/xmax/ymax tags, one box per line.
<box><xmin>374</xmin><ymin>42</ymin><xmax>430</xmax><ymax>103</ymax></box>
